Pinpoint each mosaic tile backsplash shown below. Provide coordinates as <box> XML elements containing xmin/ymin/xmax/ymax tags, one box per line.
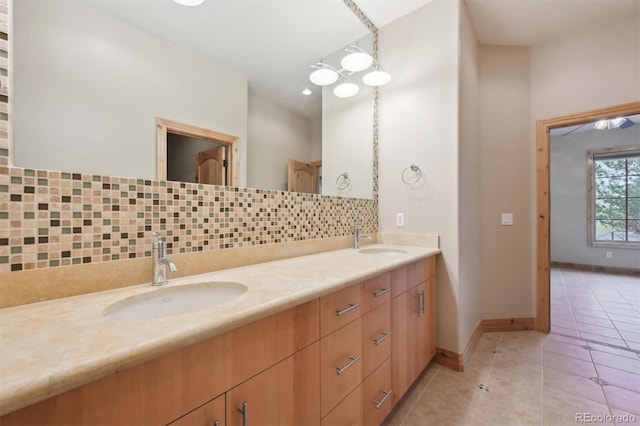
<box><xmin>0</xmin><ymin>167</ymin><xmax>377</xmax><ymax>273</ymax></box>
<box><xmin>0</xmin><ymin>0</ymin><xmax>378</xmax><ymax>275</ymax></box>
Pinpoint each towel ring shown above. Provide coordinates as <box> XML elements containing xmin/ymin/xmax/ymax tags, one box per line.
<box><xmin>401</xmin><ymin>163</ymin><xmax>422</xmax><ymax>184</ymax></box>
<box><xmin>336</xmin><ymin>172</ymin><xmax>351</xmax><ymax>190</ymax></box>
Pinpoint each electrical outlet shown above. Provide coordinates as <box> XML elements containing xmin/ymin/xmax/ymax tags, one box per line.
<box><xmin>396</xmin><ymin>213</ymin><xmax>405</xmax><ymax>227</ymax></box>
<box><xmin>606</xmin><ymin>251</ymin><xmax>613</xmax><ymax>259</ymax></box>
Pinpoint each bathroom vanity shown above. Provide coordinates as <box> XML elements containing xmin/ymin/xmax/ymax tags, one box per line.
<box><xmin>0</xmin><ymin>246</ymin><xmax>438</xmax><ymax>425</ymax></box>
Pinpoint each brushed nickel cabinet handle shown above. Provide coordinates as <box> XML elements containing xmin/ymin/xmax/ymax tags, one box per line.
<box><xmin>237</xmin><ymin>401</ymin><xmax>248</xmax><ymax>426</ymax></box>
<box><xmin>336</xmin><ymin>302</ymin><xmax>360</xmax><ymax>316</ymax></box>
<box><xmin>374</xmin><ymin>331</ymin><xmax>392</xmax><ymax>345</ymax></box>
<box><xmin>212</xmin><ymin>421</ymin><xmax>220</xmax><ymax>426</ymax></box>
<box><xmin>336</xmin><ymin>355</ymin><xmax>361</xmax><ymax>375</ymax></box>
<box><xmin>373</xmin><ymin>288</ymin><xmax>391</xmax><ymax>298</ymax></box>
<box><xmin>420</xmin><ymin>290</ymin><xmax>425</xmax><ymax>315</ymax></box>
<box><xmin>373</xmin><ymin>389</ymin><xmax>393</xmax><ymax>409</ymax></box>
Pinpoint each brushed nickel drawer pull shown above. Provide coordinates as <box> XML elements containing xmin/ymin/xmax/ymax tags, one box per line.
<box><xmin>212</xmin><ymin>421</ymin><xmax>220</xmax><ymax>426</ymax></box>
<box><xmin>373</xmin><ymin>288</ymin><xmax>391</xmax><ymax>298</ymax></box>
<box><xmin>336</xmin><ymin>302</ymin><xmax>360</xmax><ymax>316</ymax></box>
<box><xmin>374</xmin><ymin>331</ymin><xmax>392</xmax><ymax>345</ymax></box>
<box><xmin>373</xmin><ymin>389</ymin><xmax>392</xmax><ymax>409</ymax></box>
<box><xmin>419</xmin><ymin>290</ymin><xmax>425</xmax><ymax>315</ymax></box>
<box><xmin>237</xmin><ymin>401</ymin><xmax>248</xmax><ymax>426</ymax></box>
<box><xmin>336</xmin><ymin>355</ymin><xmax>361</xmax><ymax>375</ymax></box>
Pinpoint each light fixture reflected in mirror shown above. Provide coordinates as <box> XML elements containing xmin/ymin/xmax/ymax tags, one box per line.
<box><xmin>309</xmin><ymin>63</ymin><xmax>339</xmax><ymax>86</ymax></box>
<box><xmin>594</xmin><ymin>117</ymin><xmax>627</xmax><ymax>130</ymax></box>
<box><xmin>341</xmin><ymin>45</ymin><xmax>373</xmax><ymax>72</ymax></box>
<box><xmin>333</xmin><ymin>81</ymin><xmax>360</xmax><ymax>98</ymax></box>
<box><xmin>172</xmin><ymin>0</ymin><xmax>205</xmax><ymax>6</ymax></box>
<box><xmin>309</xmin><ymin>45</ymin><xmax>390</xmax><ymax>98</ymax></box>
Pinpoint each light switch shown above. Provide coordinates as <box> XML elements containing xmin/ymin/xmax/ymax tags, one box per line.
<box><xmin>501</xmin><ymin>213</ymin><xmax>513</xmax><ymax>226</ymax></box>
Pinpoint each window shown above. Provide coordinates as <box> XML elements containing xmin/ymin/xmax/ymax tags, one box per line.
<box><xmin>588</xmin><ymin>146</ymin><xmax>640</xmax><ymax>248</ymax></box>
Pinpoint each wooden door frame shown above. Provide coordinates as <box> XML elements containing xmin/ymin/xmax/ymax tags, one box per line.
<box><xmin>535</xmin><ymin>101</ymin><xmax>640</xmax><ymax>332</ymax></box>
<box><xmin>157</xmin><ymin>117</ymin><xmax>239</xmax><ymax>187</ymax></box>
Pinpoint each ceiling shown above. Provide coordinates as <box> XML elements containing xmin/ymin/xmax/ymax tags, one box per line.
<box><xmin>71</xmin><ymin>0</ymin><xmax>638</xmax><ymax>119</ymax></box>
<box><xmin>355</xmin><ymin>0</ymin><xmax>639</xmax><ymax>46</ymax></box>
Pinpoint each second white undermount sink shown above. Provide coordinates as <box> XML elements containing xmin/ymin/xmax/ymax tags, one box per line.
<box><xmin>103</xmin><ymin>282</ymin><xmax>247</xmax><ymax>321</ymax></box>
<box><xmin>359</xmin><ymin>248</ymin><xmax>407</xmax><ymax>255</ymax></box>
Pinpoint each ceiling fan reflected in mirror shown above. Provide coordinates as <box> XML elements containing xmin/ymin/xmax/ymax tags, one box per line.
<box><xmin>552</xmin><ymin>113</ymin><xmax>639</xmax><ymax>137</ymax></box>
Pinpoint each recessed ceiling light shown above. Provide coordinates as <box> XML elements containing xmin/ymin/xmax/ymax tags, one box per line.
<box><xmin>173</xmin><ymin>0</ymin><xmax>205</xmax><ymax>6</ymax></box>
<box><xmin>302</xmin><ymin>89</ymin><xmax>312</xmax><ymax>96</ymax></box>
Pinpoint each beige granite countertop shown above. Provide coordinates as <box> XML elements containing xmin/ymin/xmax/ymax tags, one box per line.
<box><xmin>0</xmin><ymin>244</ymin><xmax>439</xmax><ymax>416</ymax></box>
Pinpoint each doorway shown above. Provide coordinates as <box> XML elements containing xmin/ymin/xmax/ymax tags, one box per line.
<box><xmin>536</xmin><ymin>101</ymin><xmax>640</xmax><ymax>333</ymax></box>
<box><xmin>156</xmin><ymin>117</ymin><xmax>239</xmax><ymax>186</ymax></box>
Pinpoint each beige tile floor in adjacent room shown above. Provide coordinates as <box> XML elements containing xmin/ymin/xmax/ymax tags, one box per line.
<box><xmin>384</xmin><ymin>268</ymin><xmax>640</xmax><ymax>426</ymax></box>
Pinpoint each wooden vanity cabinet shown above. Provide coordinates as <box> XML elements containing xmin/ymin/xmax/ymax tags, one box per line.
<box><xmin>1</xmin><ymin>256</ymin><xmax>437</xmax><ymax>426</ymax></box>
<box><xmin>391</xmin><ymin>257</ymin><xmax>436</xmax><ymax>405</ymax></box>
<box><xmin>0</xmin><ymin>300</ymin><xmax>319</xmax><ymax>426</ymax></box>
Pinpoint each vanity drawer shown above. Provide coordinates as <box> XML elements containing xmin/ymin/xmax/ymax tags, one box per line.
<box><xmin>361</xmin><ymin>273</ymin><xmax>391</xmax><ymax>313</ymax></box>
<box><xmin>320</xmin><ymin>283</ymin><xmax>362</xmax><ymax>337</ymax></box>
<box><xmin>320</xmin><ymin>318</ymin><xmax>363</xmax><ymax>417</ymax></box>
<box><xmin>362</xmin><ymin>301</ymin><xmax>391</xmax><ymax>379</ymax></box>
<box><xmin>363</xmin><ymin>358</ymin><xmax>392</xmax><ymax>426</ymax></box>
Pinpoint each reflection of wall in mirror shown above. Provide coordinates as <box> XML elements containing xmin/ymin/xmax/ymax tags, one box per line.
<box><xmin>322</xmin><ymin>36</ymin><xmax>375</xmax><ymax>199</ymax></box>
<box><xmin>247</xmin><ymin>94</ymin><xmax>321</xmax><ymax>191</ymax></box>
<box><xmin>13</xmin><ymin>0</ymin><xmax>247</xmax><ymax>182</ymax></box>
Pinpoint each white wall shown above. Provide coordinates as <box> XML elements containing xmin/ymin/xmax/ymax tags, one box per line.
<box><xmin>246</xmin><ymin>94</ymin><xmax>313</xmax><ymax>191</ymax></box>
<box><xmin>531</xmin><ymin>14</ymin><xmax>640</xmax><ymax>121</ymax></box>
<box><xmin>478</xmin><ymin>45</ymin><xmax>535</xmax><ymax>320</ymax></box>
<box><xmin>13</xmin><ymin>1</ymin><xmax>247</xmax><ymax>182</ymax></box>
<box><xmin>551</xmin><ymin>126</ymin><xmax>640</xmax><ymax>269</ymax></box>
<box><xmin>379</xmin><ymin>0</ymin><xmax>461</xmax><ymax>351</ymax></box>
<box><xmin>322</xmin><ymin>81</ymin><xmax>374</xmax><ymax>200</ymax></box>
<box><xmin>458</xmin><ymin>1</ymin><xmax>483</xmax><ymax>348</ymax></box>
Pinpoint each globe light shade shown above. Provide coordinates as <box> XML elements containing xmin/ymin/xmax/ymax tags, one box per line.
<box><xmin>362</xmin><ymin>69</ymin><xmax>391</xmax><ymax>87</ymax></box>
<box><xmin>310</xmin><ymin>68</ymin><xmax>339</xmax><ymax>86</ymax></box>
<box><xmin>333</xmin><ymin>82</ymin><xmax>360</xmax><ymax>98</ymax></box>
<box><xmin>341</xmin><ymin>52</ymin><xmax>373</xmax><ymax>72</ymax></box>
<box><xmin>173</xmin><ymin>0</ymin><xmax>205</xmax><ymax>6</ymax></box>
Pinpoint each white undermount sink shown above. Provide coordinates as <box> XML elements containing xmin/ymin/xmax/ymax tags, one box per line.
<box><xmin>359</xmin><ymin>248</ymin><xmax>407</xmax><ymax>255</ymax></box>
<box><xmin>103</xmin><ymin>282</ymin><xmax>247</xmax><ymax>321</ymax></box>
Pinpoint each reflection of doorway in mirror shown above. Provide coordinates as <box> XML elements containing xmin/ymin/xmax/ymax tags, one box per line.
<box><xmin>287</xmin><ymin>160</ymin><xmax>321</xmax><ymax>194</ymax></box>
<box><xmin>156</xmin><ymin>118</ymin><xmax>239</xmax><ymax>186</ymax></box>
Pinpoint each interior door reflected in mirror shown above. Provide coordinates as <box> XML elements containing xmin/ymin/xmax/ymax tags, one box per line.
<box><xmin>157</xmin><ymin>118</ymin><xmax>238</xmax><ymax>186</ymax></box>
<box><xmin>287</xmin><ymin>160</ymin><xmax>322</xmax><ymax>194</ymax></box>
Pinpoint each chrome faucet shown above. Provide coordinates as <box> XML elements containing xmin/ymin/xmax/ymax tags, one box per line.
<box><xmin>354</xmin><ymin>222</ymin><xmax>373</xmax><ymax>249</ymax></box>
<box><xmin>151</xmin><ymin>232</ymin><xmax>177</xmax><ymax>286</ymax></box>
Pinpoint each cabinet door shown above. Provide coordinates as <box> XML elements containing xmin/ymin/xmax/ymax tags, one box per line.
<box><xmin>226</xmin><ymin>342</ymin><xmax>320</xmax><ymax>426</ymax></box>
<box><xmin>169</xmin><ymin>394</ymin><xmax>225</xmax><ymax>426</ymax></box>
<box><xmin>321</xmin><ymin>384</ymin><xmax>363</xmax><ymax>426</ymax></box>
<box><xmin>390</xmin><ymin>288</ymin><xmax>419</xmax><ymax>404</ymax></box>
<box><xmin>363</xmin><ymin>358</ymin><xmax>392</xmax><ymax>426</ymax></box>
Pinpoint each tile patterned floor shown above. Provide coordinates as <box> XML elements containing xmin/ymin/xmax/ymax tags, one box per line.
<box><xmin>384</xmin><ymin>269</ymin><xmax>640</xmax><ymax>425</ymax></box>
